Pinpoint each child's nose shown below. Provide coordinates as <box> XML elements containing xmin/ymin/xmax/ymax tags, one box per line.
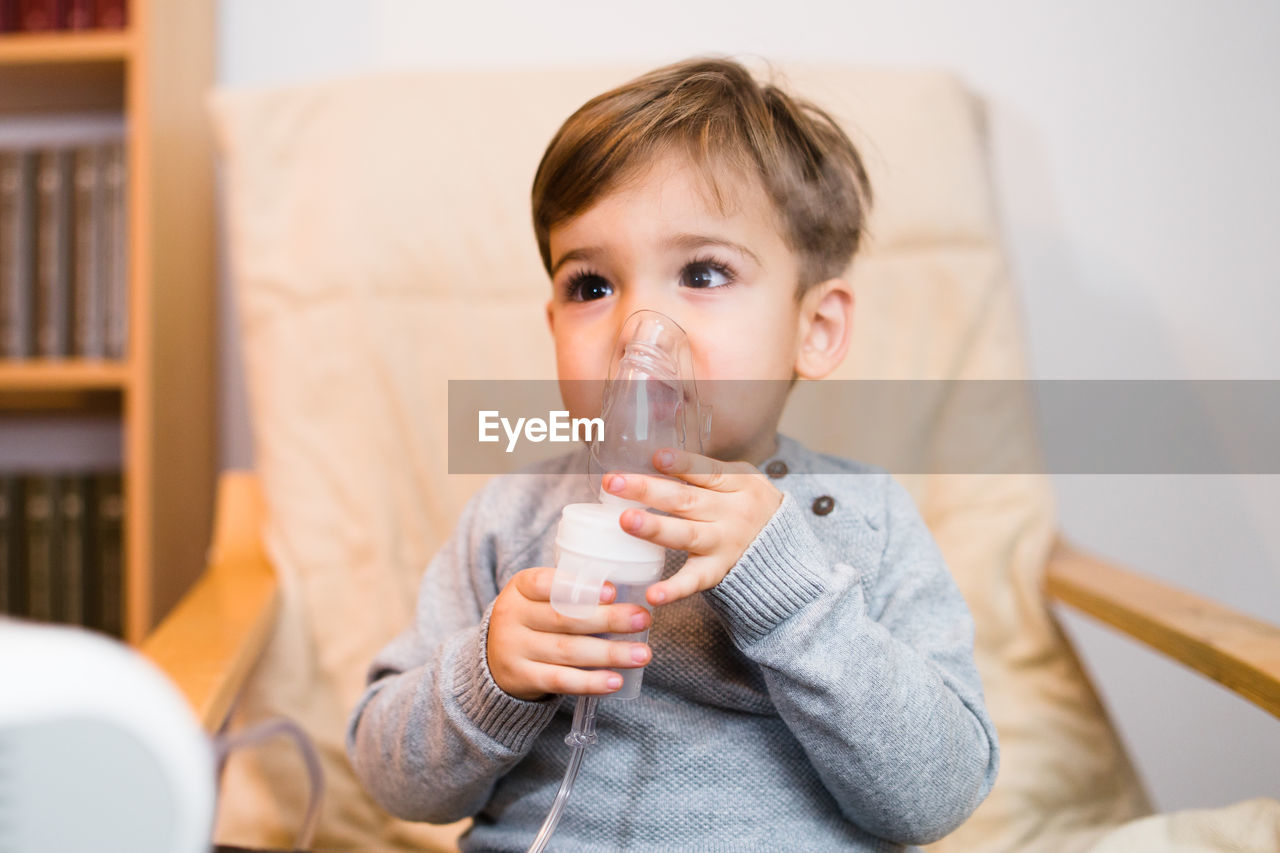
<box><xmin>614</xmin><ymin>295</ymin><xmax>685</xmax><ymax>339</ymax></box>
<box><xmin>605</xmin><ymin>304</ymin><xmax>699</xmax><ymax>375</ymax></box>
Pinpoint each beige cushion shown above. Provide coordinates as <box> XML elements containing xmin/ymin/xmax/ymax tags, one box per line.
<box><xmin>210</xmin><ymin>63</ymin><xmax>1272</xmax><ymax>851</ymax></box>
<box><xmin>1090</xmin><ymin>799</ymin><xmax>1280</xmax><ymax>852</ymax></box>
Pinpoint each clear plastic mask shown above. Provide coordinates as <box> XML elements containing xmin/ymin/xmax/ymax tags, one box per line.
<box><xmin>587</xmin><ymin>310</ymin><xmax>713</xmax><ymax>504</ymax></box>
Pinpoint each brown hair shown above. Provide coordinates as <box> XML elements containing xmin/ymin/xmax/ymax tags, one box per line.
<box><xmin>531</xmin><ymin>56</ymin><xmax>874</xmax><ymax>295</ymax></box>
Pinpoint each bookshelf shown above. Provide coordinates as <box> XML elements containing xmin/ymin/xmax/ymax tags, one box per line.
<box><xmin>0</xmin><ymin>1</ymin><xmax>216</xmax><ymax>644</ymax></box>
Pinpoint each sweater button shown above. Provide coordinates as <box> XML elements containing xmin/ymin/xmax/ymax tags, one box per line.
<box><xmin>811</xmin><ymin>495</ymin><xmax>835</xmax><ymax>516</ymax></box>
<box><xmin>765</xmin><ymin>460</ymin><xmax>788</xmax><ymax>479</ymax></box>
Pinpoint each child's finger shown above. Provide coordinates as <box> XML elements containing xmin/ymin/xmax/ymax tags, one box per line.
<box><xmin>653</xmin><ymin>448</ymin><xmax>751</xmax><ymax>492</ymax></box>
<box><xmin>526</xmin><ymin>632</ymin><xmax>651</xmax><ymax>670</ymax></box>
<box><xmin>512</xmin><ymin>566</ymin><xmax>617</xmax><ymax>604</ymax></box>
<box><xmin>619</xmin><ymin>506</ymin><xmax>719</xmax><ymax>555</ymax></box>
<box><xmin>602</xmin><ymin>471</ymin><xmax>715</xmax><ymax>521</ymax></box>
<box><xmin>521</xmin><ymin>662</ymin><xmax>626</xmax><ymax>697</ymax></box>
<box><xmin>524</xmin><ymin>600</ymin><xmax>651</xmax><ymax>636</ymax></box>
<box><xmin>511</xmin><ymin>566</ymin><xmax>557</xmax><ymax>602</ymax></box>
<box><xmin>646</xmin><ymin>557</ymin><xmax>720</xmax><ymax>606</ymax></box>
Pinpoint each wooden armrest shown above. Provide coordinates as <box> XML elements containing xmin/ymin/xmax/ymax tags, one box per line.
<box><xmin>1046</xmin><ymin>535</ymin><xmax>1280</xmax><ymax>719</ymax></box>
<box><xmin>141</xmin><ymin>471</ymin><xmax>279</xmax><ymax>732</ymax></box>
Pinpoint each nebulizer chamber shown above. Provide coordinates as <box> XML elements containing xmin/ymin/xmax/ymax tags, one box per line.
<box><xmin>551</xmin><ymin>505</ymin><xmax>663</xmax><ymax>700</ymax></box>
<box><xmin>527</xmin><ymin>310</ymin><xmax>710</xmax><ymax>853</ymax></box>
<box><xmin>550</xmin><ymin>309</ymin><xmax>711</xmax><ymax>697</ymax></box>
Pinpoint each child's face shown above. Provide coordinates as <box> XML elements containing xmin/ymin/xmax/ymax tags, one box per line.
<box><xmin>545</xmin><ymin>152</ymin><xmax>847</xmax><ymax>464</ymax></box>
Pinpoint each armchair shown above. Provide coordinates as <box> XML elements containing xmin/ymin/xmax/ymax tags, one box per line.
<box><xmin>146</xmin><ymin>62</ymin><xmax>1280</xmax><ymax>852</ymax></box>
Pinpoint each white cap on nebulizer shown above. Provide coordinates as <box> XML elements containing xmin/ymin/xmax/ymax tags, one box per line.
<box><xmin>551</xmin><ymin>503</ymin><xmax>664</xmax><ymax>619</ymax></box>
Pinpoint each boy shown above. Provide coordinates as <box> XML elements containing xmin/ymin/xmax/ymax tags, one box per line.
<box><xmin>347</xmin><ymin>57</ymin><xmax>998</xmax><ymax>851</ymax></box>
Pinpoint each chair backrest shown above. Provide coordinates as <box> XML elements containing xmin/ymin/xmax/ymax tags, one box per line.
<box><xmin>210</xmin><ymin>62</ymin><xmax>1147</xmax><ymax>852</ymax></box>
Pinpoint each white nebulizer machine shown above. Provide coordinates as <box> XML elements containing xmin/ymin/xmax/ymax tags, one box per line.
<box><xmin>528</xmin><ymin>309</ymin><xmax>711</xmax><ymax>853</ymax></box>
<box><xmin>0</xmin><ymin>619</ymin><xmax>216</xmax><ymax>853</ymax></box>
<box><xmin>0</xmin><ymin>621</ymin><xmax>323</xmax><ymax>853</ymax></box>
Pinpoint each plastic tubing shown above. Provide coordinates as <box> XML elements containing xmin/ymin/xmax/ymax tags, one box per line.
<box><xmin>214</xmin><ymin>716</ymin><xmax>324</xmax><ymax>851</ymax></box>
<box><xmin>526</xmin><ymin>695</ymin><xmax>600</xmax><ymax>853</ymax></box>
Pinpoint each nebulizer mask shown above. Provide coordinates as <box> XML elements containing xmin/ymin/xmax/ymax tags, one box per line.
<box><xmin>528</xmin><ymin>309</ymin><xmax>711</xmax><ymax>853</ymax></box>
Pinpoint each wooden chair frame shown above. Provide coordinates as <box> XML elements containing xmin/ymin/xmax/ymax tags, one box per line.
<box><xmin>141</xmin><ymin>472</ymin><xmax>279</xmax><ymax>731</ymax></box>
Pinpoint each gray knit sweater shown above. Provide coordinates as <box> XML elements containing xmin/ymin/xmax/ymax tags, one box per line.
<box><xmin>346</xmin><ymin>433</ymin><xmax>998</xmax><ymax>852</ymax></box>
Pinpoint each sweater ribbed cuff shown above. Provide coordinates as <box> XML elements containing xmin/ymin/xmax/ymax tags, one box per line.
<box><xmin>452</xmin><ymin>606</ymin><xmax>557</xmax><ymax>754</ymax></box>
<box><xmin>705</xmin><ymin>491</ymin><xmax>830</xmax><ymax>647</ymax></box>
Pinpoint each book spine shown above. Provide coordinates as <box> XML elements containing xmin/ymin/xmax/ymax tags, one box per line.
<box><xmin>0</xmin><ymin>0</ymin><xmax>21</xmax><ymax>36</ymax></box>
<box><xmin>19</xmin><ymin>0</ymin><xmax>58</xmax><ymax>31</ymax></box>
<box><xmin>103</xmin><ymin>142</ymin><xmax>127</xmax><ymax>360</ymax></box>
<box><xmin>23</xmin><ymin>473</ymin><xmax>58</xmax><ymax>622</ymax></box>
<box><xmin>0</xmin><ymin>474</ymin><xmax>22</xmax><ymax>616</ymax></box>
<box><xmin>94</xmin><ymin>0</ymin><xmax>123</xmax><ymax>29</ymax></box>
<box><xmin>94</xmin><ymin>471</ymin><xmax>123</xmax><ymax>638</ymax></box>
<box><xmin>36</xmin><ymin>148</ymin><xmax>74</xmax><ymax>359</ymax></box>
<box><xmin>62</xmin><ymin>0</ymin><xmax>93</xmax><ymax>29</ymax></box>
<box><xmin>1</xmin><ymin>150</ymin><xmax>37</xmax><ymax>360</ymax></box>
<box><xmin>72</xmin><ymin>145</ymin><xmax>105</xmax><ymax>358</ymax></box>
<box><xmin>1</xmin><ymin>151</ymin><xmax>19</xmax><ymax>360</ymax></box>
<box><xmin>0</xmin><ymin>151</ymin><xmax>15</xmax><ymax>360</ymax></box>
<box><xmin>57</xmin><ymin>473</ymin><xmax>88</xmax><ymax>626</ymax></box>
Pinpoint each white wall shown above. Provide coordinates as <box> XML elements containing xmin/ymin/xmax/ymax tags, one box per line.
<box><xmin>215</xmin><ymin>0</ymin><xmax>1280</xmax><ymax>812</ymax></box>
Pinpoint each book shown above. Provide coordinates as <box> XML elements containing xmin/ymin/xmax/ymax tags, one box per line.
<box><xmin>63</xmin><ymin>0</ymin><xmax>94</xmax><ymax>29</ymax></box>
<box><xmin>0</xmin><ymin>0</ymin><xmax>21</xmax><ymax>34</ymax></box>
<box><xmin>0</xmin><ymin>475</ymin><xmax>23</xmax><ymax>616</ymax></box>
<box><xmin>103</xmin><ymin>141</ymin><xmax>127</xmax><ymax>360</ymax></box>
<box><xmin>4</xmin><ymin>470</ymin><xmax>125</xmax><ymax>629</ymax></box>
<box><xmin>72</xmin><ymin>144</ymin><xmax>105</xmax><ymax>358</ymax></box>
<box><xmin>1</xmin><ymin>150</ymin><xmax>37</xmax><ymax>359</ymax></box>
<box><xmin>23</xmin><ymin>473</ymin><xmax>60</xmax><ymax>622</ymax></box>
<box><xmin>95</xmin><ymin>0</ymin><xmax>124</xmax><ymax>29</ymax></box>
<box><xmin>94</xmin><ymin>470</ymin><xmax>122</xmax><ymax>637</ymax></box>
<box><xmin>35</xmin><ymin>147</ymin><xmax>74</xmax><ymax>358</ymax></box>
<box><xmin>0</xmin><ymin>115</ymin><xmax>126</xmax><ymax>361</ymax></box>
<box><xmin>18</xmin><ymin>0</ymin><xmax>58</xmax><ymax>31</ymax></box>
<box><xmin>56</xmin><ymin>473</ymin><xmax>89</xmax><ymax>625</ymax></box>
<box><xmin>0</xmin><ymin>0</ymin><xmax>125</xmax><ymax>33</ymax></box>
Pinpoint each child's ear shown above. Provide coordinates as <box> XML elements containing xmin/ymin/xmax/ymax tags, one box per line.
<box><xmin>794</xmin><ymin>278</ymin><xmax>854</xmax><ymax>380</ymax></box>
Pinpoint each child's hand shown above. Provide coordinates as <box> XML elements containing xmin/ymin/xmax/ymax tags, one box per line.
<box><xmin>603</xmin><ymin>448</ymin><xmax>783</xmax><ymax>607</ymax></box>
<box><xmin>487</xmin><ymin>567</ymin><xmax>653</xmax><ymax>702</ymax></box>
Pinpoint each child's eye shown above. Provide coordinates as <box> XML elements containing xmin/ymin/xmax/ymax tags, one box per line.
<box><xmin>564</xmin><ymin>271</ymin><xmax>613</xmax><ymax>302</ymax></box>
<box><xmin>681</xmin><ymin>259</ymin><xmax>735</xmax><ymax>290</ymax></box>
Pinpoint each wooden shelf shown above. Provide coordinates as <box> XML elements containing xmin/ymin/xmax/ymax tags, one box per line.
<box><xmin>0</xmin><ymin>360</ymin><xmax>130</xmax><ymax>391</ymax></box>
<box><xmin>0</xmin><ymin>30</ymin><xmax>133</xmax><ymax>65</ymax></box>
<box><xmin>1</xmin><ymin>0</ymin><xmax>217</xmax><ymax>644</ymax></box>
